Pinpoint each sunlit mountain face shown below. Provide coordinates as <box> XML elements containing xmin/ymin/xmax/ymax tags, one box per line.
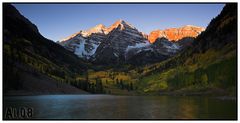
<box><xmin>58</xmin><ymin>20</ymin><xmax>204</xmax><ymax>64</ymax></box>
<box><xmin>148</xmin><ymin>25</ymin><xmax>205</xmax><ymax>43</ymax></box>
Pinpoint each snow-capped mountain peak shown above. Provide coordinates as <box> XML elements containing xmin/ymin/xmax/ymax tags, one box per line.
<box><xmin>60</xmin><ymin>31</ymin><xmax>82</xmax><ymax>42</ymax></box>
<box><xmin>87</xmin><ymin>24</ymin><xmax>107</xmax><ymax>34</ymax></box>
<box><xmin>105</xmin><ymin>19</ymin><xmax>137</xmax><ymax>32</ymax></box>
<box><xmin>115</xmin><ymin>19</ymin><xmax>137</xmax><ymax>30</ymax></box>
<box><xmin>58</xmin><ymin>20</ymin><xmax>203</xmax><ymax>64</ymax></box>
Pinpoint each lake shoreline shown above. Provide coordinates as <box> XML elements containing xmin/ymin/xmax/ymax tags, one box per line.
<box><xmin>4</xmin><ymin>89</ymin><xmax>90</xmax><ymax>96</ymax></box>
<box><xmin>4</xmin><ymin>86</ymin><xmax>236</xmax><ymax>101</ymax></box>
<box><xmin>4</xmin><ymin>92</ymin><xmax>236</xmax><ymax>101</ymax></box>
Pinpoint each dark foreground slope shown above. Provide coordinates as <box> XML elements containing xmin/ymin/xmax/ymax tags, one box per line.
<box><xmin>3</xmin><ymin>4</ymin><xmax>89</xmax><ymax>95</ymax></box>
<box><xmin>136</xmin><ymin>4</ymin><xmax>237</xmax><ymax>95</ymax></box>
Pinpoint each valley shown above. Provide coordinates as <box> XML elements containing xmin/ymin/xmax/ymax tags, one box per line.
<box><xmin>3</xmin><ymin>3</ymin><xmax>237</xmax><ymax>97</ymax></box>
<box><xmin>62</xmin><ymin>4</ymin><xmax>236</xmax><ymax>96</ymax></box>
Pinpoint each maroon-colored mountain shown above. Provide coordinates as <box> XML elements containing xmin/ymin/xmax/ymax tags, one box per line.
<box><xmin>148</xmin><ymin>25</ymin><xmax>205</xmax><ymax>43</ymax></box>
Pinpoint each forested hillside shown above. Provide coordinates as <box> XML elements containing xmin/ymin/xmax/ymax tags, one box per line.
<box><xmin>3</xmin><ymin>4</ymin><xmax>89</xmax><ymax>94</ymax></box>
<box><xmin>135</xmin><ymin>3</ymin><xmax>237</xmax><ymax>95</ymax></box>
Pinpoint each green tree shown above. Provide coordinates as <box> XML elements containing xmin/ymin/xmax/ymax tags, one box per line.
<box><xmin>106</xmin><ymin>79</ymin><xmax>108</xmax><ymax>84</ymax></box>
<box><xmin>120</xmin><ymin>79</ymin><xmax>124</xmax><ymax>89</ymax></box>
<box><xmin>130</xmin><ymin>82</ymin><xmax>133</xmax><ymax>90</ymax></box>
<box><xmin>96</xmin><ymin>77</ymin><xmax>104</xmax><ymax>93</ymax></box>
<box><xmin>201</xmin><ymin>73</ymin><xmax>208</xmax><ymax>86</ymax></box>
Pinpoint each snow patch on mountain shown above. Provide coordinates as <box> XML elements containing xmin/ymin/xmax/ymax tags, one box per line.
<box><xmin>113</xmin><ymin>52</ymin><xmax>119</xmax><ymax>57</ymax></box>
<box><xmin>164</xmin><ymin>43</ymin><xmax>179</xmax><ymax>50</ymax></box>
<box><xmin>89</xmin><ymin>43</ymin><xmax>100</xmax><ymax>56</ymax></box>
<box><xmin>126</xmin><ymin>41</ymin><xmax>150</xmax><ymax>52</ymax></box>
<box><xmin>74</xmin><ymin>39</ymin><xmax>100</xmax><ymax>59</ymax></box>
<box><xmin>74</xmin><ymin>39</ymin><xmax>86</xmax><ymax>57</ymax></box>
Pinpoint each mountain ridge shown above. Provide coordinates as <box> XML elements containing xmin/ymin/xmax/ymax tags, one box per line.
<box><xmin>59</xmin><ymin>20</ymin><xmax>201</xmax><ymax>64</ymax></box>
<box><xmin>148</xmin><ymin>25</ymin><xmax>205</xmax><ymax>43</ymax></box>
<box><xmin>59</xmin><ymin>19</ymin><xmax>150</xmax><ymax>63</ymax></box>
<box><xmin>60</xmin><ymin>20</ymin><xmax>204</xmax><ymax>43</ymax></box>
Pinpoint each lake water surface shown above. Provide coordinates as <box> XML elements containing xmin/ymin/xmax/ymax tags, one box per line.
<box><xmin>3</xmin><ymin>95</ymin><xmax>237</xmax><ymax>119</ymax></box>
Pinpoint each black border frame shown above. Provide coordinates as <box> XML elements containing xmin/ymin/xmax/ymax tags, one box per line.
<box><xmin>2</xmin><ymin>2</ymin><xmax>238</xmax><ymax>121</ymax></box>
